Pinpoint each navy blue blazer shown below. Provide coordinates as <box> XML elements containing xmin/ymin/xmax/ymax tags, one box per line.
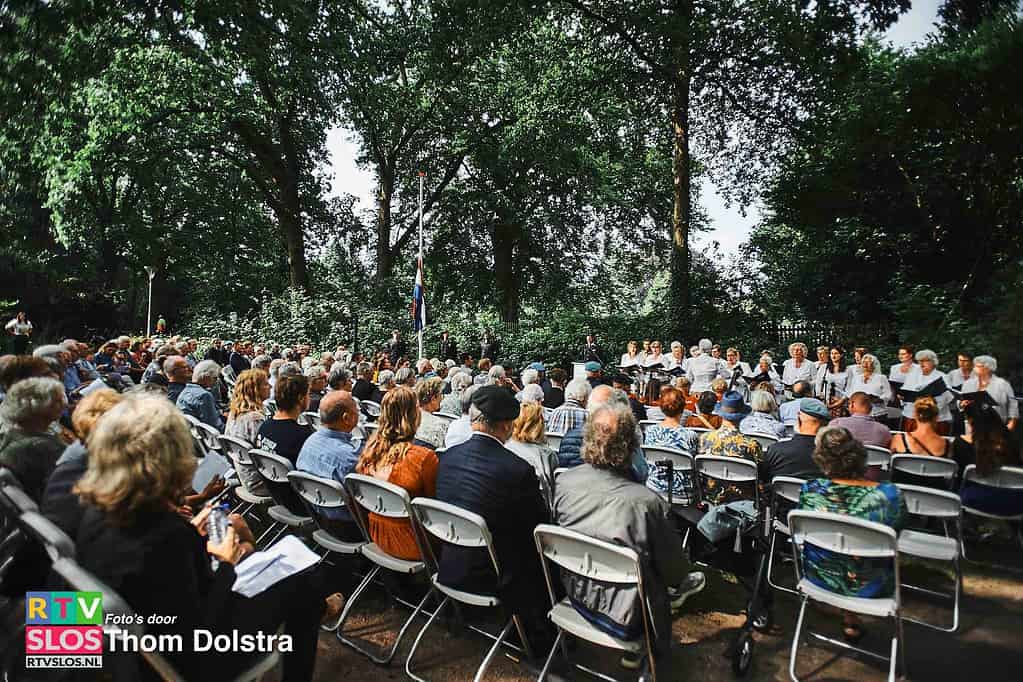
<box><xmin>435</xmin><ymin>432</ymin><xmax>548</xmax><ymax>608</ymax></box>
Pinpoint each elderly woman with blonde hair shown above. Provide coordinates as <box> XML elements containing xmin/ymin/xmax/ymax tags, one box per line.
<box><xmin>781</xmin><ymin>342</ymin><xmax>815</xmax><ymax>389</ymax></box>
<box><xmin>505</xmin><ymin>401</ymin><xmax>558</xmax><ymax>496</ymax></box>
<box><xmin>72</xmin><ymin>394</ymin><xmax>336</xmax><ymax>681</ymax></box>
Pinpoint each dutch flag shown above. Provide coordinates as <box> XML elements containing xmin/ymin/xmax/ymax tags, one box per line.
<box><xmin>412</xmin><ymin>256</ymin><xmax>427</xmax><ymax>332</ymax></box>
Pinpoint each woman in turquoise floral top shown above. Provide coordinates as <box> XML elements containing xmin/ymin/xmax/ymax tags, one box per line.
<box><xmin>798</xmin><ymin>426</ymin><xmax>907</xmax><ymax>641</ymax></box>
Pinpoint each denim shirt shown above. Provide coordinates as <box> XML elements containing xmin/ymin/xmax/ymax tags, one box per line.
<box><xmin>296</xmin><ymin>429</ymin><xmax>362</xmax><ymax>520</ymax></box>
<box><xmin>175</xmin><ymin>383</ymin><xmax>223</xmax><ymax>431</ymax></box>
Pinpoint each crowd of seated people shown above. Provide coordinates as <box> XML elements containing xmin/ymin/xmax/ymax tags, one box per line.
<box><xmin>1</xmin><ymin>330</ymin><xmax>1021</xmax><ymax>680</ymax></box>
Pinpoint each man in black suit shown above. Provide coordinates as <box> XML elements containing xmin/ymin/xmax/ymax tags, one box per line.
<box><xmin>438</xmin><ymin>331</ymin><xmax>457</xmax><ymax>361</ymax></box>
<box><xmin>387</xmin><ymin>330</ymin><xmax>407</xmax><ymax>365</ymax></box>
<box><xmin>542</xmin><ymin>368</ymin><xmax>566</xmax><ymax>409</ymax></box>
<box><xmin>479</xmin><ymin>330</ymin><xmax>499</xmax><ymax>362</ymax></box>
<box><xmin>435</xmin><ymin>385</ymin><xmax>551</xmax><ymax>650</ymax></box>
<box><xmin>581</xmin><ymin>333</ymin><xmax>605</xmax><ymax>365</ymax></box>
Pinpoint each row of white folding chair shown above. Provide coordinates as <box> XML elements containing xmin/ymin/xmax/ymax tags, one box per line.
<box><xmin>639</xmin><ymin>445</ymin><xmax>760</xmax><ymax>512</ymax></box>
<box><xmin>182</xmin><ymin>413</ymin><xmax>222</xmax><ymax>455</ymax></box>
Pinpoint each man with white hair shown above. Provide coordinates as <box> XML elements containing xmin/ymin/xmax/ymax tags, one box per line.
<box><xmin>548</xmin><ymin>379</ymin><xmax>591</xmax><ymax>434</ymax></box>
<box><xmin>176</xmin><ymin>360</ymin><xmax>224</xmax><ymax>430</ymax></box>
<box><xmin>444</xmin><ymin>383</ymin><xmax>481</xmax><ymax>448</ymax></box>
<box><xmin>164</xmin><ymin>355</ymin><xmax>192</xmax><ymax>404</ymax></box>
<box><xmin>0</xmin><ymin>377</ymin><xmax>67</xmax><ymax>501</ymax></box>
<box><xmin>686</xmin><ymin>338</ymin><xmax>724</xmax><ymax>393</ymax></box>
<box><xmin>326</xmin><ymin>365</ymin><xmax>353</xmax><ymax>393</ymax></box>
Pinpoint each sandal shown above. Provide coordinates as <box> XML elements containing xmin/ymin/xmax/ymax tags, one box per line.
<box><xmin>842</xmin><ymin>623</ymin><xmax>865</xmax><ymax>644</ymax></box>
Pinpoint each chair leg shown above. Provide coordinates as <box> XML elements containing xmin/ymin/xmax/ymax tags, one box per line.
<box><xmin>254</xmin><ymin>521</ymin><xmax>282</xmax><ymax>547</ymax></box>
<box><xmin>473</xmin><ymin>617</ymin><xmax>514</xmax><ymax>682</ymax></box>
<box><xmin>340</xmin><ymin>582</ymin><xmax>435</xmax><ymax>665</ymax></box>
<box><xmin>766</xmin><ymin>530</ymin><xmax>797</xmax><ymax>596</ymax></box>
<box><xmin>537</xmin><ymin>629</ymin><xmax>564</xmax><ymax>682</ymax></box>
<box><xmin>404</xmin><ymin>595</ymin><xmax>450</xmax><ymax>682</ymax></box>
<box><xmin>327</xmin><ymin>565</ymin><xmax>379</xmax><ymax>633</ymax></box>
<box><xmin>788</xmin><ymin>597</ymin><xmax>808</xmax><ymax>682</ymax></box>
<box><xmin>895</xmin><ymin>615</ymin><xmax>906</xmax><ymax>680</ymax></box>
<box><xmin>510</xmin><ymin>614</ymin><xmax>534</xmax><ymax>661</ymax></box>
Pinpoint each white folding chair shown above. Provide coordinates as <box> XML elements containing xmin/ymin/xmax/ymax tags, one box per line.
<box><xmin>298</xmin><ymin>411</ymin><xmax>322</xmax><ymax>428</ymax></box>
<box><xmin>286</xmin><ymin>471</ymin><xmax>366</xmax><ymax>632</ymax></box>
<box><xmin>694</xmin><ymin>455</ymin><xmax>760</xmax><ymax>511</ymax></box>
<box><xmin>248</xmin><ymin>449</ymin><xmax>314</xmax><ymax>547</ymax></box>
<box><xmin>895</xmin><ymin>484</ymin><xmax>962</xmax><ymax>632</ymax></box>
<box><xmin>338</xmin><ymin>473</ymin><xmax>437</xmax><ymax>664</ymax></box>
<box><xmin>865</xmin><ymin>444</ymin><xmax>892</xmax><ymax>471</ymax></box>
<box><xmin>959</xmin><ymin>464</ymin><xmax>1023</xmax><ymax>558</ymax></box>
<box><xmin>216</xmin><ymin>435</ymin><xmax>273</xmax><ymax>521</ymax></box>
<box><xmin>747</xmin><ymin>432</ymin><xmax>780</xmax><ymax>452</ymax></box>
<box><xmin>181</xmin><ymin>413</ymin><xmax>210</xmax><ymax>456</ymax></box>
<box><xmin>17</xmin><ymin>511</ymin><xmax>76</xmax><ymax>562</ymax></box>
<box><xmin>638</xmin><ymin>419</ymin><xmax>659</xmax><ymax>437</ymax></box>
<box><xmin>51</xmin><ymin>557</ymin><xmax>280</xmax><ymax>682</ymax></box>
<box><xmin>640</xmin><ymin>445</ymin><xmax>697</xmax><ymax>507</ymax></box>
<box><xmin>263</xmin><ymin>398</ymin><xmax>277</xmax><ymax>417</ymax></box>
<box><xmin>362</xmin><ymin>400</ymin><xmax>382</xmax><ymax>420</ymax></box>
<box><xmin>433</xmin><ymin>412</ymin><xmax>458</xmax><ymax>425</ymax></box>
<box><xmin>890</xmin><ymin>454</ymin><xmax>957</xmax><ymax>490</ymax></box>
<box><xmin>194</xmin><ymin>420</ymin><xmax>223</xmax><ymax>454</ymax></box>
<box><xmin>533</xmin><ymin>524</ymin><xmax>659</xmax><ymax>681</ymax></box>
<box><xmin>364</xmin><ymin>421</ymin><xmax>380</xmax><ymax>439</ymax></box>
<box><xmin>787</xmin><ymin>510</ymin><xmax>904</xmax><ymax>682</ymax></box>
<box><xmin>545</xmin><ymin>431</ymin><xmax>564</xmax><ymax>452</ymax></box>
<box><xmin>766</xmin><ymin>476</ymin><xmax>806</xmax><ymax>595</ymax></box>
<box><xmin>405</xmin><ymin>499</ymin><xmax>533</xmax><ymax>682</ymax></box>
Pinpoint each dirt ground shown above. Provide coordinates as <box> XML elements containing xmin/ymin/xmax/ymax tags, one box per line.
<box><xmin>310</xmin><ymin>538</ymin><xmax>1023</xmax><ymax>682</ymax></box>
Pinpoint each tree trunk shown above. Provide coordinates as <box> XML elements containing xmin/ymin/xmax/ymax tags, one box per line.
<box><xmin>492</xmin><ymin>220</ymin><xmax>520</xmax><ymax>323</ymax></box>
<box><xmin>278</xmin><ymin>114</ymin><xmax>310</xmax><ymax>292</ymax></box>
<box><xmin>668</xmin><ymin>1</ymin><xmax>692</xmax><ymax>333</ymax></box>
<box><xmin>375</xmin><ymin>169</ymin><xmax>394</xmax><ymax>281</ymax></box>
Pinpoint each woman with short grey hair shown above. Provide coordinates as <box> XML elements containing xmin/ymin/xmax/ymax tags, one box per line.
<box><xmin>961</xmin><ymin>355</ymin><xmax>1018</xmax><ymax>429</ymax></box>
<box><xmin>439</xmin><ymin>371</ymin><xmax>471</xmax><ymax>415</ymax></box>
<box><xmin>740</xmin><ymin>389</ymin><xmax>787</xmax><ymax>438</ymax></box>
<box><xmin>845</xmin><ymin>354</ymin><xmax>892</xmax><ymax>419</ymax></box>
<box><xmin>0</xmin><ymin>377</ymin><xmax>68</xmax><ymax>501</ymax></box>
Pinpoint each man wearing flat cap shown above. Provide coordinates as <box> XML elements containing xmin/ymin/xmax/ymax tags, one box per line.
<box><xmin>436</xmin><ymin>385</ymin><xmax>552</xmax><ymax>649</ymax></box>
<box><xmin>584</xmin><ymin>361</ymin><xmax>610</xmax><ymax>389</ymax></box>
<box><xmin>760</xmin><ymin>397</ymin><xmax>827</xmax><ymax>482</ymax></box>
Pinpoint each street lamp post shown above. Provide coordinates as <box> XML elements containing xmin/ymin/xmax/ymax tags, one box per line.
<box><xmin>145</xmin><ymin>267</ymin><xmax>156</xmax><ymax>336</ymax></box>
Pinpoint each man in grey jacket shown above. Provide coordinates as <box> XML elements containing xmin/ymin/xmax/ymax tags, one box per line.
<box><xmin>554</xmin><ymin>403</ymin><xmax>705</xmax><ymax>670</ymax></box>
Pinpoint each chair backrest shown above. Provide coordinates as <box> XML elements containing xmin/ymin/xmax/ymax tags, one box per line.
<box><xmin>433</xmin><ymin>412</ymin><xmax>458</xmax><ymax>424</ymax></box>
<box><xmin>18</xmin><ymin>511</ymin><xmax>75</xmax><ymax>561</ymax></box>
<box><xmin>545</xmin><ymin>431</ymin><xmax>563</xmax><ymax>451</ymax></box>
<box><xmin>864</xmin><ymin>444</ymin><xmax>892</xmax><ymax>469</ymax></box>
<box><xmin>963</xmin><ymin>464</ymin><xmax>1023</xmax><ymax>490</ymax></box>
<box><xmin>194</xmin><ymin>420</ymin><xmax>222</xmax><ymax>451</ymax></box>
<box><xmin>890</xmin><ymin>454</ymin><xmax>957</xmax><ymax>484</ymax></box>
<box><xmin>641</xmin><ymin>445</ymin><xmax>696</xmax><ymax>472</ymax></box>
<box><xmin>747</xmin><ymin>432</ymin><xmax>779</xmax><ymax>451</ymax></box>
<box><xmin>789</xmin><ymin>510</ymin><xmax>898</xmax><ymax>558</ymax></box>
<box><xmin>0</xmin><ymin>483</ymin><xmax>38</xmax><ymax>515</ymax></box>
<box><xmin>688</xmin><ymin>426</ymin><xmax>712</xmax><ymax>434</ymax></box>
<box><xmin>411</xmin><ymin>498</ymin><xmax>500</xmax><ymax>576</ymax></box>
<box><xmin>301</xmin><ymin>411</ymin><xmax>322</xmax><ymax>428</ymax></box>
<box><xmin>534</xmin><ymin>524</ymin><xmax>640</xmax><ymax>585</ymax></box>
<box><xmin>788</xmin><ymin>510</ymin><xmax>899</xmax><ymax>596</ymax></box>
<box><xmin>364</xmin><ymin>422</ymin><xmax>380</xmax><ymax>437</ymax></box>
<box><xmin>771</xmin><ymin>476</ymin><xmax>806</xmax><ymax>505</ymax></box>
<box><xmin>248</xmin><ymin>449</ymin><xmax>294</xmax><ymax>484</ymax></box>
<box><xmin>217</xmin><ymin>434</ymin><xmax>254</xmax><ymax>463</ymax></box>
<box><xmin>344</xmin><ymin>473</ymin><xmax>413</xmax><ymax>520</ymax></box>
<box><xmin>894</xmin><ymin>483</ymin><xmax>961</xmax><ymax>519</ymax></box>
<box><xmin>638</xmin><ymin>419</ymin><xmax>659</xmax><ymax>436</ymax></box>
<box><xmin>435</xmin><ymin>447</ymin><xmax>447</xmax><ymax>457</ymax></box>
<box><xmin>362</xmin><ymin>400</ymin><xmax>382</xmax><ymax>418</ymax></box>
<box><xmin>263</xmin><ymin>399</ymin><xmax>277</xmax><ymax>417</ymax></box>
<box><xmin>542</xmin><ymin>407</ymin><xmax>554</xmax><ymax>422</ymax></box>
<box><xmin>287</xmin><ymin>470</ymin><xmax>347</xmax><ymax>510</ymax></box>
<box><xmin>695</xmin><ymin>455</ymin><xmax>758</xmax><ymax>484</ymax></box>
<box><xmin>181</xmin><ymin>413</ymin><xmax>206</xmax><ymax>452</ymax></box>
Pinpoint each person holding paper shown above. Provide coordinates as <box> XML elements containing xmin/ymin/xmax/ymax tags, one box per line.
<box><xmin>72</xmin><ymin>394</ymin><xmax>337</xmax><ymax>682</ymax></box>
<box><xmin>781</xmin><ymin>342</ymin><xmax>815</xmax><ymax>390</ymax></box>
<box><xmin>959</xmin><ymin>355</ymin><xmax>1018</xmax><ymax>430</ymax></box>
<box><xmin>888</xmin><ymin>345</ymin><xmax>918</xmax><ymax>396</ymax></box>
<box><xmin>898</xmin><ymin>349</ymin><xmax>953</xmax><ymax>434</ymax></box>
<box><xmin>620</xmin><ymin>339</ymin><xmax>643</xmax><ymax>368</ymax></box>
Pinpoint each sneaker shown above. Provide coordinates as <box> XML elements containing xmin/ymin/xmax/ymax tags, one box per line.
<box><xmin>620</xmin><ymin>651</ymin><xmax>645</xmax><ymax>669</ymax></box>
<box><xmin>669</xmin><ymin>572</ymin><xmax>707</xmax><ymax>611</ymax></box>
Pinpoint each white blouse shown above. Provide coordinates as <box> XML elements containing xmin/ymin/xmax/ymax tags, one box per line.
<box><xmin>961</xmin><ymin>375</ymin><xmax>1019</xmax><ymax>423</ymax></box>
<box><xmin>888</xmin><ymin>362</ymin><xmax>918</xmax><ymax>387</ymax></box>
<box><xmin>620</xmin><ymin>352</ymin><xmax>643</xmax><ymax>368</ymax></box>
<box><xmin>945</xmin><ymin>368</ymin><xmax>975</xmax><ymax>389</ymax></box>
<box><xmin>781</xmin><ymin>358</ymin><xmax>815</xmax><ymax>387</ymax></box>
<box><xmin>900</xmin><ymin>368</ymin><xmax>954</xmax><ymax>421</ymax></box>
<box><xmin>847</xmin><ymin>372</ymin><xmax>893</xmax><ymax>418</ymax></box>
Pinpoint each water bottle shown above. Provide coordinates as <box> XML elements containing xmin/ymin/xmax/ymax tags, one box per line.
<box><xmin>207</xmin><ymin>503</ymin><xmax>231</xmax><ymax>571</ymax></box>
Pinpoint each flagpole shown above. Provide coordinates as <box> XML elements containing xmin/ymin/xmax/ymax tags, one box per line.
<box><xmin>417</xmin><ymin>171</ymin><xmax>425</xmax><ymax>361</ymax></box>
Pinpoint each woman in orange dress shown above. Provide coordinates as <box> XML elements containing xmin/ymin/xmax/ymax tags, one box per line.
<box><xmin>355</xmin><ymin>386</ymin><xmax>438</xmax><ymax>560</ymax></box>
